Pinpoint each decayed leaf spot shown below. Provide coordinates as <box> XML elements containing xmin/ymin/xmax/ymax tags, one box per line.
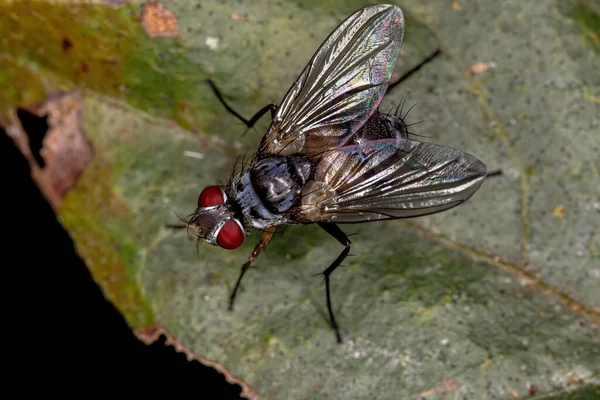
<box><xmin>480</xmin><ymin>359</ymin><xmax>492</xmax><ymax>368</ymax></box>
<box><xmin>568</xmin><ymin>375</ymin><xmax>584</xmax><ymax>386</ymax></box>
<box><xmin>583</xmin><ymin>92</ymin><xmax>600</xmax><ymax>104</ymax></box>
<box><xmin>62</xmin><ymin>36</ymin><xmax>73</xmax><ymax>51</ymax></box>
<box><xmin>418</xmin><ymin>379</ymin><xmax>461</xmax><ymax>397</ymax></box>
<box><xmin>141</xmin><ymin>1</ymin><xmax>179</xmax><ymax>38</ymax></box>
<box><xmin>136</xmin><ymin>324</ymin><xmax>258</xmax><ymax>400</ymax></box>
<box><xmin>528</xmin><ymin>384</ymin><xmax>537</xmax><ymax>396</ymax></box>
<box><xmin>509</xmin><ymin>387</ymin><xmax>520</xmax><ymax>399</ymax></box>
<box><xmin>232</xmin><ymin>13</ymin><xmax>248</xmax><ymax>21</ymax></box>
<box><xmin>8</xmin><ymin>90</ymin><xmax>93</xmax><ymax>209</ymax></box>
<box><xmin>466</xmin><ymin>61</ymin><xmax>497</xmax><ymax>76</ymax></box>
<box><xmin>553</xmin><ymin>204</ymin><xmax>565</xmax><ymax>219</ymax></box>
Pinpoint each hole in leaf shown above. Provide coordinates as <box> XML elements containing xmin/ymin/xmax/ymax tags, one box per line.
<box><xmin>16</xmin><ymin>108</ymin><xmax>49</xmax><ymax>168</ymax></box>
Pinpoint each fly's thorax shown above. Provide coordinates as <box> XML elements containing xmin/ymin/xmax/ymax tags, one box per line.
<box><xmin>231</xmin><ymin>156</ymin><xmax>314</xmax><ymax>228</ymax></box>
<box><xmin>231</xmin><ymin>170</ymin><xmax>286</xmax><ymax>229</ymax></box>
<box><xmin>251</xmin><ymin>156</ymin><xmax>313</xmax><ymax>213</ymax></box>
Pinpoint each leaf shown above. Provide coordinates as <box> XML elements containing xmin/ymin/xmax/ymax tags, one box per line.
<box><xmin>2</xmin><ymin>0</ymin><xmax>599</xmax><ymax>398</ymax></box>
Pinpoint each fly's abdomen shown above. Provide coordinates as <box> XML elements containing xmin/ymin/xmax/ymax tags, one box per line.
<box><xmin>251</xmin><ymin>156</ymin><xmax>313</xmax><ymax>214</ymax></box>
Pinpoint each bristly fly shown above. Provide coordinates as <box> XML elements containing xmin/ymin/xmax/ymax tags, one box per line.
<box><xmin>186</xmin><ymin>4</ymin><xmax>487</xmax><ymax>343</ymax></box>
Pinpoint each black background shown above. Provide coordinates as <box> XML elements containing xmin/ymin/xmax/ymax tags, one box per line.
<box><xmin>2</xmin><ymin>118</ymin><xmax>245</xmax><ymax>397</ymax></box>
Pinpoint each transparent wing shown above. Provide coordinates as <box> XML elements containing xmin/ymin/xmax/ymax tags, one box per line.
<box><xmin>259</xmin><ymin>4</ymin><xmax>405</xmax><ymax>157</ymax></box>
<box><xmin>298</xmin><ymin>134</ymin><xmax>487</xmax><ymax>223</ymax></box>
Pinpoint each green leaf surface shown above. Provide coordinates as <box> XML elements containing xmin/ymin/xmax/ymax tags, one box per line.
<box><xmin>2</xmin><ymin>0</ymin><xmax>599</xmax><ymax>398</ymax></box>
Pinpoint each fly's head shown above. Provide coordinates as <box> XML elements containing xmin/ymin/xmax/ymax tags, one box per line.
<box><xmin>188</xmin><ymin>185</ymin><xmax>246</xmax><ymax>250</ymax></box>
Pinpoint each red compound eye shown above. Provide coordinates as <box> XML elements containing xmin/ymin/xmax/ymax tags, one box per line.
<box><xmin>216</xmin><ymin>219</ymin><xmax>245</xmax><ymax>250</ymax></box>
<box><xmin>198</xmin><ymin>186</ymin><xmax>224</xmax><ymax>208</ymax></box>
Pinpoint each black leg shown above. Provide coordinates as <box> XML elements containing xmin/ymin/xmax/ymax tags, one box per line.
<box><xmin>229</xmin><ymin>226</ymin><xmax>276</xmax><ymax>310</ymax></box>
<box><xmin>486</xmin><ymin>169</ymin><xmax>503</xmax><ymax>178</ymax></box>
<box><xmin>386</xmin><ymin>49</ymin><xmax>442</xmax><ymax>95</ymax></box>
<box><xmin>207</xmin><ymin>78</ymin><xmax>277</xmax><ymax>132</ymax></box>
<box><xmin>230</xmin><ymin>260</ymin><xmax>252</xmax><ymax>310</ymax></box>
<box><xmin>317</xmin><ymin>222</ymin><xmax>352</xmax><ymax>343</ymax></box>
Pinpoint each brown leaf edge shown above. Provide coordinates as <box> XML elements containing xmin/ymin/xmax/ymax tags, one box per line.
<box><xmin>141</xmin><ymin>1</ymin><xmax>179</xmax><ymax>38</ymax></box>
<box><xmin>135</xmin><ymin>324</ymin><xmax>259</xmax><ymax>400</ymax></box>
<box><xmin>1</xmin><ymin>89</ymin><xmax>93</xmax><ymax>211</ymax></box>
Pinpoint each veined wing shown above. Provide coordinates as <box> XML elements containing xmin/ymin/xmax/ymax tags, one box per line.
<box><xmin>259</xmin><ymin>4</ymin><xmax>404</xmax><ymax>157</ymax></box>
<box><xmin>298</xmin><ymin>129</ymin><xmax>487</xmax><ymax>223</ymax></box>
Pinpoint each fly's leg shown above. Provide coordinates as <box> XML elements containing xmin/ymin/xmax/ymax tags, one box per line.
<box><xmin>229</xmin><ymin>226</ymin><xmax>276</xmax><ymax>311</ymax></box>
<box><xmin>316</xmin><ymin>222</ymin><xmax>352</xmax><ymax>344</ymax></box>
<box><xmin>486</xmin><ymin>169</ymin><xmax>503</xmax><ymax>178</ymax></box>
<box><xmin>385</xmin><ymin>49</ymin><xmax>442</xmax><ymax>95</ymax></box>
<box><xmin>207</xmin><ymin>78</ymin><xmax>277</xmax><ymax>133</ymax></box>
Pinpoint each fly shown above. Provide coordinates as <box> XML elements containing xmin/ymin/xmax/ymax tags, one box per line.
<box><xmin>186</xmin><ymin>4</ymin><xmax>488</xmax><ymax>343</ymax></box>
